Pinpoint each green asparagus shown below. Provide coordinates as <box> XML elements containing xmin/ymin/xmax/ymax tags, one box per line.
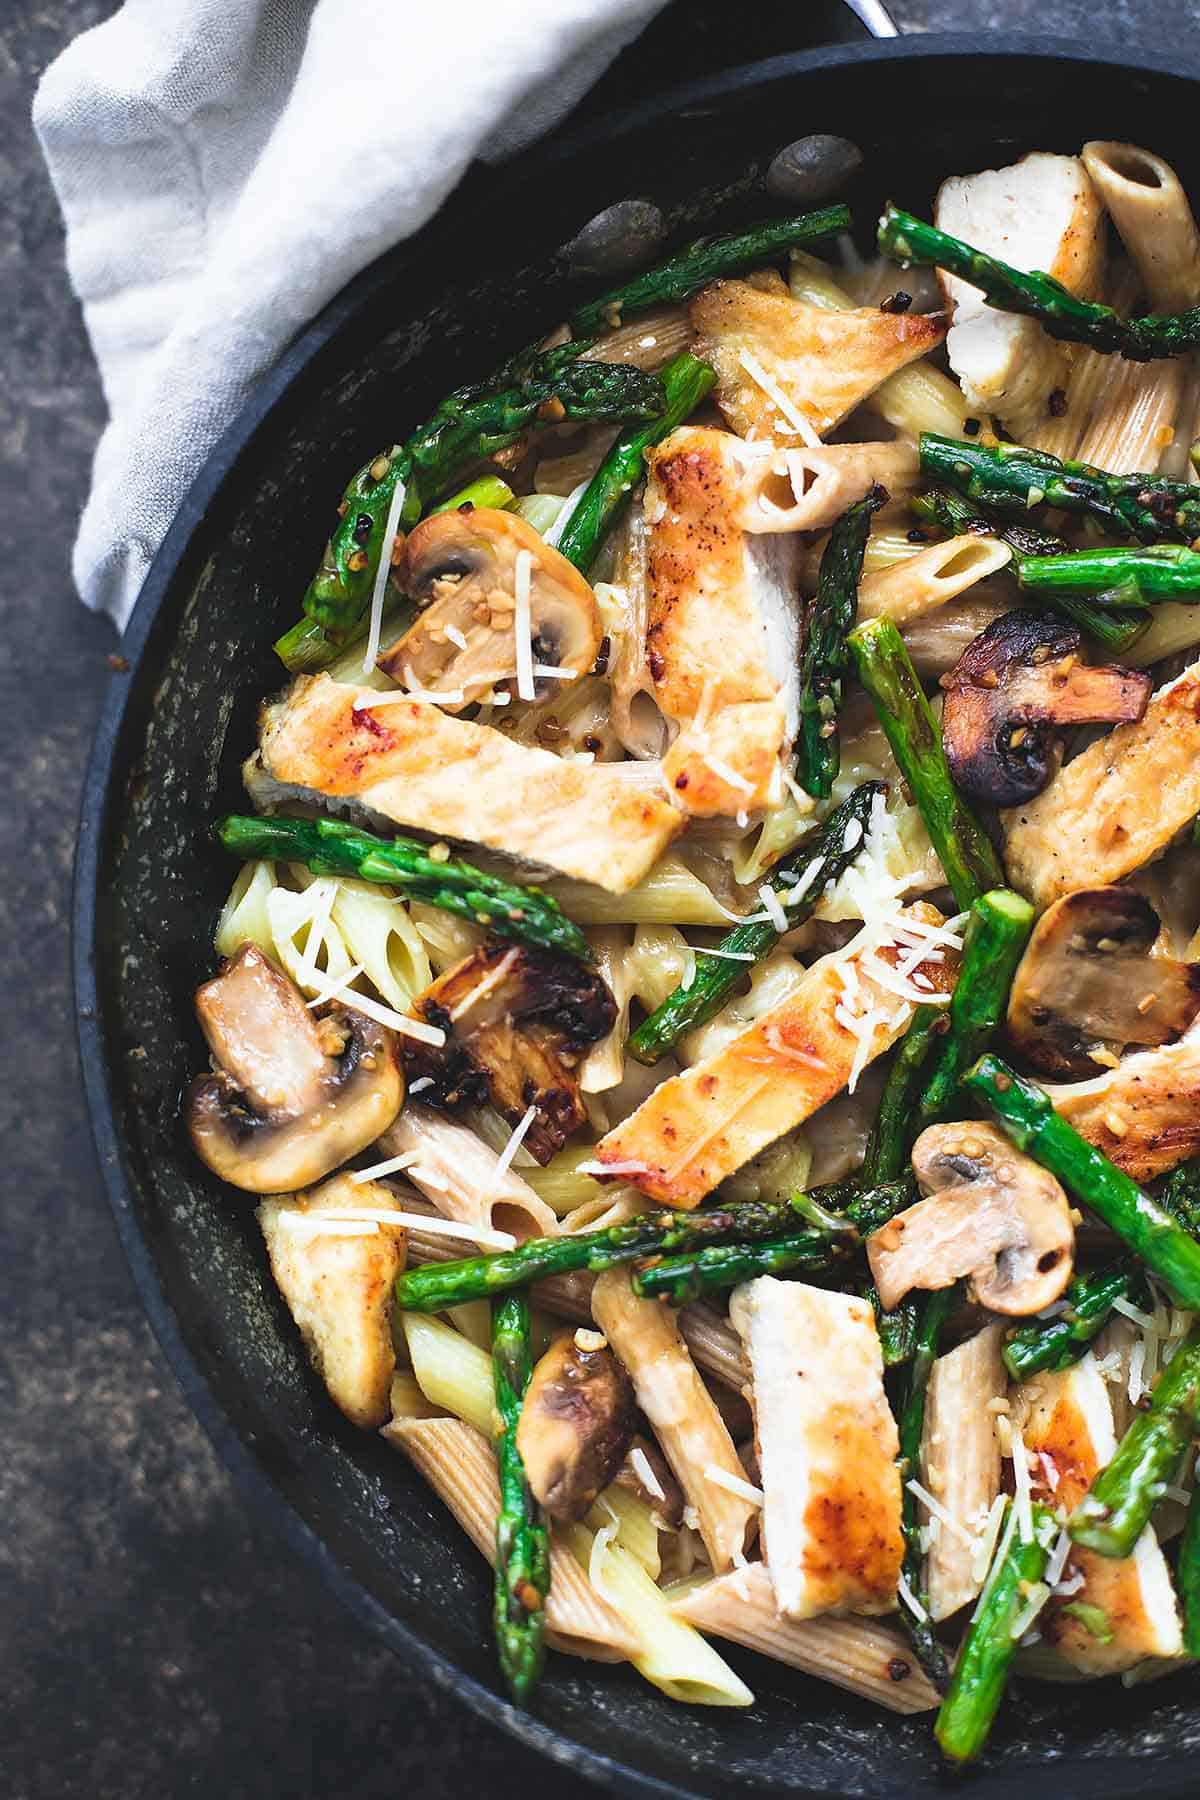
<box><xmin>897</xmin><ymin>1287</ymin><xmax>957</xmax><ymax>1692</ymax></box>
<box><xmin>1001</xmin><ymin>1261</ymin><xmax>1144</xmax><ymax>1381</ymax></box>
<box><xmin>556</xmin><ymin>353</ymin><xmax>716</xmax><ymax>572</ymax></box>
<box><xmin>867</xmin><ymin>1287</ymin><xmax>920</xmax><ymax>1368</ymax></box>
<box><xmin>1018</xmin><ymin>543</ymin><xmax>1200</xmax><ymax>601</ymax></box>
<box><xmin>909</xmin><ymin>486</ymin><xmax>1150</xmax><ymax>656</ymax></box>
<box><xmin>796</xmin><ymin>487</ymin><xmax>884</xmax><ymax>798</ymax></box>
<box><xmin>862</xmin><ymin>1006</ymin><xmax>944</xmax><ymax>1184</ymax></box>
<box><xmin>216</xmin><ymin>813</ymin><xmax>589</xmax><ymax>961</ymax></box>
<box><xmin>569</xmin><ymin>205</ymin><xmax>851</xmax><ymax>337</ymax></box>
<box><xmin>492</xmin><ymin>1293</ymin><xmax>550</xmax><ymax>1704</ymax></box>
<box><xmin>625</xmin><ymin>781</ymin><xmax>885</xmax><ymax>1065</ymax></box>
<box><xmin>394</xmin><ymin>1197</ymin><xmax>815</xmax><ymax>1313</ymax></box>
<box><xmin>1177</xmin><ymin>1478</ymin><xmax>1200</xmax><ymax>1657</ymax></box>
<box><xmin>1069</xmin><ymin>1326</ymin><xmax>1200</xmax><ymax>1558</ymax></box>
<box><xmin>935</xmin><ymin>1500</ymin><xmax>1056</xmax><ymax>1765</ymax></box>
<box><xmin>1159</xmin><ymin>1158</ymin><xmax>1200</xmax><ymax>1235</ymax></box>
<box><xmin>909</xmin><ymin>889</ymin><xmax>1034</xmax><ymax>1140</ymax></box>
<box><xmin>631</xmin><ymin>1175</ymin><xmax>918</xmax><ymax>1304</ymax></box>
<box><xmin>964</xmin><ymin>1055</ymin><xmax>1200</xmax><ymax>1310</ymax></box>
<box><xmin>880</xmin><ymin>203</ymin><xmax>1200</xmax><ymax>362</ymax></box>
<box><xmin>303</xmin><ymin>346</ymin><xmax>664</xmax><ymax>634</ymax></box>
<box><xmin>847</xmin><ymin>616</ymin><xmax>1005</xmax><ymax>911</ymax></box>
<box><xmin>919</xmin><ymin>432</ymin><xmax>1200</xmax><ymax>546</ymax></box>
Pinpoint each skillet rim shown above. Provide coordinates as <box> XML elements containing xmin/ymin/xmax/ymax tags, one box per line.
<box><xmin>73</xmin><ymin>34</ymin><xmax>1200</xmax><ymax>1799</ymax></box>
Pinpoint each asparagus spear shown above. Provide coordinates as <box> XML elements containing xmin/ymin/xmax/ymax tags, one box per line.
<box><xmin>275</xmin><ymin>475</ymin><xmax>516</xmax><ymax>674</ymax></box>
<box><xmin>625</xmin><ymin>781</ymin><xmax>885</xmax><ymax>1066</ymax></box>
<box><xmin>631</xmin><ymin>1175</ymin><xmax>918</xmax><ymax>1304</ymax></box>
<box><xmin>867</xmin><ymin>1286</ymin><xmax>919</xmax><ymax>1368</ymax></box>
<box><xmin>492</xmin><ymin>1293</ymin><xmax>550</xmax><ymax>1704</ymax></box>
<box><xmin>796</xmin><ymin>487</ymin><xmax>885</xmax><ymax>798</ymax></box>
<box><xmin>909</xmin><ymin>487</ymin><xmax>1151</xmax><ymax>656</ymax></box>
<box><xmin>1018</xmin><ymin>543</ymin><xmax>1200</xmax><ymax>601</ymax></box>
<box><xmin>847</xmin><ymin>616</ymin><xmax>1005</xmax><ymax>911</ymax></box>
<box><xmin>879</xmin><ymin>203</ymin><xmax>1200</xmax><ymax>362</ymax></box>
<box><xmin>862</xmin><ymin>1005</ymin><xmax>944</xmax><ymax>1184</ymax></box>
<box><xmin>964</xmin><ymin>1055</ymin><xmax>1200</xmax><ymax>1311</ymax></box>
<box><xmin>394</xmin><ymin>1197</ymin><xmax>813</xmax><ymax>1313</ymax></box>
<box><xmin>934</xmin><ymin>1500</ymin><xmax>1056</xmax><ymax>1766</ymax></box>
<box><xmin>1178</xmin><ymin>1478</ymin><xmax>1200</xmax><ymax>1657</ymax></box>
<box><xmin>1069</xmin><ymin>1326</ymin><xmax>1200</xmax><ymax>1559</ymax></box>
<box><xmin>897</xmin><ymin>1287</ymin><xmax>957</xmax><ymax>1692</ymax></box>
<box><xmin>920</xmin><ymin>432</ymin><xmax>1200</xmax><ymax>546</ymax></box>
<box><xmin>555</xmin><ymin>353</ymin><xmax>716</xmax><ymax>572</ymax></box>
<box><xmin>303</xmin><ymin>346</ymin><xmax>665</xmax><ymax>634</ymax></box>
<box><xmin>1001</xmin><ymin>1164</ymin><xmax>1200</xmax><ymax>1380</ymax></box>
<box><xmin>216</xmin><ymin>813</ymin><xmax>589</xmax><ymax>961</ymax></box>
<box><xmin>569</xmin><ymin>205</ymin><xmax>851</xmax><ymax>337</ymax></box>
<box><xmin>909</xmin><ymin>889</ymin><xmax>1034</xmax><ymax>1140</ymax></box>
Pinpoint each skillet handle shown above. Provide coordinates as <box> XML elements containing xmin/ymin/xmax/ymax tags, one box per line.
<box><xmin>842</xmin><ymin>0</ymin><xmax>900</xmax><ymax>34</ymax></box>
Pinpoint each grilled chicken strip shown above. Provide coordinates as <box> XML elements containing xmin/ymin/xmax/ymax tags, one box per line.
<box><xmin>689</xmin><ymin>280</ymin><xmax>944</xmax><ymax>446</ymax></box>
<box><xmin>1043</xmin><ymin>1033</ymin><xmax>1200</xmax><ymax>1182</ymax></box>
<box><xmin>730</xmin><ymin>1278</ymin><xmax>902</xmax><ymax>1619</ymax></box>
<box><xmin>1003</xmin><ymin>661</ymin><xmax>1200</xmax><ymax>909</ymax></box>
<box><xmin>249</xmin><ymin>674</ymin><xmax>682</xmax><ymax>894</ymax></box>
<box><xmin>1018</xmin><ymin>1355</ymin><xmax>1182</xmax><ymax>1676</ymax></box>
<box><xmin>644</xmin><ymin>426</ymin><xmax>802</xmax><ymax>813</ymax></box>
<box><xmin>592</xmin><ymin>905</ymin><xmax>956</xmax><ymax>1206</ymax></box>
<box><xmin>935</xmin><ymin>153</ymin><xmax>1106</xmax><ymax>438</ymax></box>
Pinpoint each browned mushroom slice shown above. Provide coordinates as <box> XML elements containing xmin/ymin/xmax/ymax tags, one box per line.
<box><xmin>1008</xmin><ymin>887</ymin><xmax>1200</xmax><ymax>1077</ymax></box>
<box><xmin>188</xmin><ymin>945</ymin><xmax>404</xmax><ymax>1192</ymax></box>
<box><xmin>515</xmin><ymin>1329</ymin><xmax>637</xmax><ymax>1521</ymax></box>
<box><xmin>941</xmin><ymin>611</ymin><xmax>1151</xmax><ymax>805</ymax></box>
<box><xmin>867</xmin><ymin>1121</ymin><xmax>1074</xmax><ymax>1316</ymax></box>
<box><xmin>402</xmin><ymin>943</ymin><xmax>616</xmax><ymax>1164</ymax></box>
<box><xmin>378</xmin><ymin>507</ymin><xmax>601</xmax><ymax>706</ymax></box>
<box><xmin>612</xmin><ymin>1431</ymin><xmax>685</xmax><ymax>1528</ymax></box>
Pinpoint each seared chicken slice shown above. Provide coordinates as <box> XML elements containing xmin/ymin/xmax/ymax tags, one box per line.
<box><xmin>689</xmin><ymin>280</ymin><xmax>944</xmax><ymax>446</ymax></box>
<box><xmin>251</xmin><ymin>674</ymin><xmax>682</xmax><ymax>894</ymax></box>
<box><xmin>935</xmin><ymin>153</ymin><xmax>1106</xmax><ymax>437</ymax></box>
<box><xmin>1043</xmin><ymin>1033</ymin><xmax>1200</xmax><ymax>1182</ymax></box>
<box><xmin>593</xmin><ymin>905</ymin><xmax>956</xmax><ymax>1207</ymax></box>
<box><xmin>1003</xmin><ymin>661</ymin><xmax>1200</xmax><ymax>909</ymax></box>
<box><xmin>644</xmin><ymin>426</ymin><xmax>802</xmax><ymax>813</ymax></box>
<box><xmin>918</xmin><ymin>1324</ymin><xmax>1006</xmax><ymax>1622</ymax></box>
<box><xmin>730</xmin><ymin>1278</ymin><xmax>902</xmax><ymax>1619</ymax></box>
<box><xmin>1018</xmin><ymin>1355</ymin><xmax>1182</xmax><ymax>1676</ymax></box>
<box><xmin>258</xmin><ymin>1174</ymin><xmax>405</xmax><ymax>1430</ymax></box>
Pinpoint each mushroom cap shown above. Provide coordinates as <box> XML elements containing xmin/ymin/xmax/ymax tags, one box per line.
<box><xmin>379</xmin><ymin>507</ymin><xmax>601</xmax><ymax>707</ymax></box>
<box><xmin>188</xmin><ymin>945</ymin><xmax>403</xmax><ymax>1193</ymax></box>
<box><xmin>402</xmin><ymin>942</ymin><xmax>616</xmax><ymax>1164</ymax></box>
<box><xmin>941</xmin><ymin>610</ymin><xmax>1151</xmax><ymax>805</ymax></box>
<box><xmin>867</xmin><ymin>1121</ymin><xmax>1074</xmax><ymax>1316</ymax></box>
<box><xmin>515</xmin><ymin>1329</ymin><xmax>637</xmax><ymax>1521</ymax></box>
<box><xmin>1008</xmin><ymin>886</ymin><xmax>1200</xmax><ymax>1077</ymax></box>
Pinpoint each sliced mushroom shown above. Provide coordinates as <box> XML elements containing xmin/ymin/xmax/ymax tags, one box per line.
<box><xmin>941</xmin><ymin>611</ymin><xmax>1151</xmax><ymax>805</ymax></box>
<box><xmin>188</xmin><ymin>944</ymin><xmax>403</xmax><ymax>1192</ymax></box>
<box><xmin>612</xmin><ymin>1431</ymin><xmax>685</xmax><ymax>1528</ymax></box>
<box><xmin>867</xmin><ymin>1121</ymin><xmax>1074</xmax><ymax>1317</ymax></box>
<box><xmin>1007</xmin><ymin>887</ymin><xmax>1200</xmax><ymax>1077</ymax></box>
<box><xmin>402</xmin><ymin>942</ymin><xmax>616</xmax><ymax>1164</ymax></box>
<box><xmin>515</xmin><ymin>1328</ymin><xmax>637</xmax><ymax>1521</ymax></box>
<box><xmin>379</xmin><ymin>507</ymin><xmax>601</xmax><ymax>706</ymax></box>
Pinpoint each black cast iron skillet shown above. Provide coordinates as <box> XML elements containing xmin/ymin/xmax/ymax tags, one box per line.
<box><xmin>76</xmin><ymin>37</ymin><xmax>1200</xmax><ymax>1799</ymax></box>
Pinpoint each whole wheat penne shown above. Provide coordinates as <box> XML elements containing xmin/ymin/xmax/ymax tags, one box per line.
<box><xmin>375</xmin><ymin>1104</ymin><xmax>558</xmax><ymax>1243</ymax></box>
<box><xmin>592</xmin><ymin>1269</ymin><xmax>757</xmax><ymax>1571</ymax></box>
<box><xmin>919</xmin><ymin>1323</ymin><xmax>1006</xmax><ymax>1622</ymax></box>
<box><xmin>857</xmin><ymin>534</ymin><xmax>1012</xmax><ymax>628</ymax></box>
<box><xmin>672</xmin><ymin>1564</ymin><xmax>940</xmax><ymax>1714</ymax></box>
<box><xmin>384</xmin><ymin>1416</ymin><xmax>638</xmax><ymax>1661</ymax></box>
<box><xmin>1082</xmin><ymin>142</ymin><xmax>1200</xmax><ymax>311</ymax></box>
<box><xmin>736</xmin><ymin>441</ymin><xmax>918</xmax><ymax>534</ymax></box>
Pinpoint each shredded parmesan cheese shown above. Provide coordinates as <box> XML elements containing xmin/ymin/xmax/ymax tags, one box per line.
<box><xmin>1011</xmin><ymin>1425</ymin><xmax>1034</xmax><ymax>1545</ymax></box>
<box><xmin>303</xmin><ymin>969</ymin><xmax>446</xmax><ymax>1046</ymax></box>
<box><xmin>351</xmin><ymin>1151</ymin><xmax>419</xmax><ymax>1183</ymax></box>
<box><xmin>702</xmin><ymin>754</ymin><xmax>756</xmax><ymax>796</ymax></box>
<box><xmin>906</xmin><ymin>1479</ymin><xmax>974</xmax><ymax>1546</ymax></box>
<box><xmin>702</xmin><ymin>1463</ymin><xmax>764</xmax><ymax>1508</ymax></box>
<box><xmin>758</xmin><ymin>884</ymin><xmax>789</xmax><ymax>934</ymax></box>
<box><xmin>737</xmin><ymin>348</ymin><xmax>823</xmax><ymax>446</ymax></box>
<box><xmin>363</xmin><ymin>470</ymin><xmax>407</xmax><ymax>674</ymax></box>
<box><xmin>896</xmin><ymin>1569</ymin><xmax>928</xmax><ymax>1623</ymax></box>
<box><xmin>280</xmin><ymin>1206</ymin><xmax>514</xmax><ymax>1250</ymax></box>
<box><xmin>444</xmin><ymin>624</ymin><xmax>468</xmax><ymax>650</ymax></box>
<box><xmin>493</xmin><ymin>1105</ymin><xmax>539</xmax><ymax>1184</ymax></box>
<box><xmin>513</xmin><ymin>548</ymin><xmax>535</xmax><ymax>700</ymax></box>
<box><xmin>630</xmin><ymin>1446</ymin><xmax>666</xmax><ymax>1504</ymax></box>
<box><xmin>531</xmin><ymin>661</ymin><xmax>578</xmax><ymax>681</ymax></box>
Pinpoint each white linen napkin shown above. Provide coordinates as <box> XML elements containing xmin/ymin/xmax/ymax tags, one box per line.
<box><xmin>34</xmin><ymin>0</ymin><xmax>666</xmax><ymax>628</ymax></box>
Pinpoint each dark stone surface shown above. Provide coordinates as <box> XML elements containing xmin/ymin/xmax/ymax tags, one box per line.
<box><xmin>0</xmin><ymin>2</ymin><xmax>1180</xmax><ymax>1797</ymax></box>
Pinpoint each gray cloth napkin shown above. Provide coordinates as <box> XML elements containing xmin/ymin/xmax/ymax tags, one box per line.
<box><xmin>35</xmin><ymin>0</ymin><xmax>665</xmax><ymax>627</ymax></box>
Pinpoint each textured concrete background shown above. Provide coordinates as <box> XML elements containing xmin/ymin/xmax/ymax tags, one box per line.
<box><xmin>0</xmin><ymin>3</ymin><xmax>1187</xmax><ymax>1796</ymax></box>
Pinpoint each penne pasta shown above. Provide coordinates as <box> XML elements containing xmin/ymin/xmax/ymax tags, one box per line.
<box><xmin>400</xmin><ymin>1311</ymin><xmax>495</xmax><ymax>1438</ymax></box>
<box><xmin>586</xmin><ymin>1484</ymin><xmax>663</xmax><ymax>1579</ymax></box>
<box><xmin>673</xmin><ymin>1564</ymin><xmax>940</xmax><ymax>1715</ymax></box>
<box><xmin>1082</xmin><ymin>142</ymin><xmax>1200</xmax><ymax>311</ymax></box>
<box><xmin>591</xmin><ymin>1269</ymin><xmax>757</xmax><ymax>1571</ymax></box>
<box><xmin>385</xmin><ymin>1416</ymin><xmax>638</xmax><ymax>1661</ymax></box>
<box><xmin>375</xmin><ymin>1103</ymin><xmax>559</xmax><ymax>1242</ymax></box>
<box><xmin>545</xmin><ymin>855</ymin><xmax>737</xmax><ymax>927</ymax></box>
<box><xmin>919</xmin><ymin>1323</ymin><xmax>1006</xmax><ymax>1622</ymax></box>
<box><xmin>214</xmin><ymin>858</ymin><xmax>276</xmax><ymax>959</ymax></box>
<box><xmin>857</xmin><ymin>535</ymin><xmax>1012</xmax><ymax>628</ymax></box>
